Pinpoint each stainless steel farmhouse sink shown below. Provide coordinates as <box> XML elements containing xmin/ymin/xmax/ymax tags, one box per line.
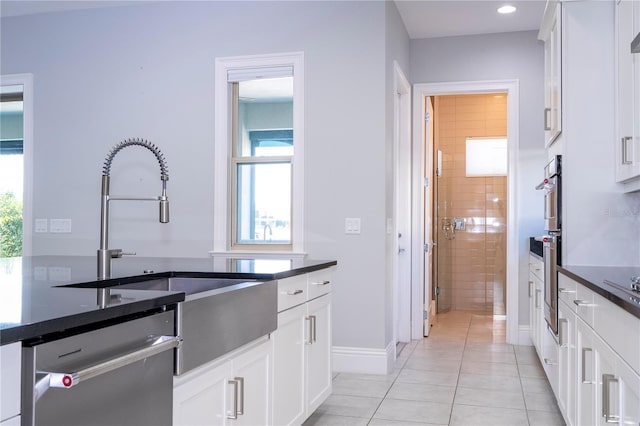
<box><xmin>64</xmin><ymin>276</ymin><xmax>277</xmax><ymax>375</ymax></box>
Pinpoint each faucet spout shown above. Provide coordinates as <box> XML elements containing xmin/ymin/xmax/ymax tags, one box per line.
<box><xmin>97</xmin><ymin>138</ymin><xmax>170</xmax><ymax>279</ymax></box>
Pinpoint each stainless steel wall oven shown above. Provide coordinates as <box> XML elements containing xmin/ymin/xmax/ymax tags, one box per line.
<box><xmin>536</xmin><ymin>155</ymin><xmax>562</xmax><ymax>335</ymax></box>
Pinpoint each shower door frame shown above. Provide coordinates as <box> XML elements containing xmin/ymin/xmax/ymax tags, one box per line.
<box><xmin>411</xmin><ymin>79</ymin><xmax>520</xmax><ymax>344</ymax></box>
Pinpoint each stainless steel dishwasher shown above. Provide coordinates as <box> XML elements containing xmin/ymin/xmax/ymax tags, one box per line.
<box><xmin>22</xmin><ymin>310</ymin><xmax>180</xmax><ymax>426</ymax></box>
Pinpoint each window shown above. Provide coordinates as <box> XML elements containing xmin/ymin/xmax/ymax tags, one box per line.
<box><xmin>465</xmin><ymin>137</ymin><xmax>508</xmax><ymax>176</ymax></box>
<box><xmin>214</xmin><ymin>53</ymin><xmax>304</xmax><ymax>254</ymax></box>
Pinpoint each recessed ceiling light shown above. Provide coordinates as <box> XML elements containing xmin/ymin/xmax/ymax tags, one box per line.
<box><xmin>497</xmin><ymin>5</ymin><xmax>517</xmax><ymax>14</ymax></box>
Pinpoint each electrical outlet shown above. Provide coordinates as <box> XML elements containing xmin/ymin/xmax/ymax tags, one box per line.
<box><xmin>345</xmin><ymin>218</ymin><xmax>361</xmax><ymax>234</ymax></box>
<box><xmin>35</xmin><ymin>219</ymin><xmax>48</xmax><ymax>233</ymax></box>
<box><xmin>50</xmin><ymin>219</ymin><xmax>72</xmax><ymax>233</ymax></box>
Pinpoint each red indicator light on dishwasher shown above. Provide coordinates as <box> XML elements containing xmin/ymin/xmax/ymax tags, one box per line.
<box><xmin>544</xmin><ymin>178</ymin><xmax>549</xmax><ymax>184</ymax></box>
<box><xmin>62</xmin><ymin>375</ymin><xmax>73</xmax><ymax>387</ymax></box>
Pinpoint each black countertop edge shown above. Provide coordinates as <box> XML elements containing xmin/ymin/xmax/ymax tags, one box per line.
<box><xmin>63</xmin><ymin>260</ymin><xmax>338</xmax><ymax>288</ymax></box>
<box><xmin>1</xmin><ymin>292</ymin><xmax>184</xmax><ymax>346</ymax></box>
<box><xmin>557</xmin><ymin>266</ymin><xmax>640</xmax><ymax>320</ymax></box>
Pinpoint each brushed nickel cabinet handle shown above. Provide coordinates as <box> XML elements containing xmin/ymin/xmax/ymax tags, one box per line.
<box><xmin>284</xmin><ymin>289</ymin><xmax>303</xmax><ymax>296</ymax></box>
<box><xmin>558</xmin><ymin>318</ymin><xmax>568</xmax><ymax>347</ymax></box>
<box><xmin>622</xmin><ymin>136</ymin><xmax>633</xmax><ymax>165</ymax></box>
<box><xmin>558</xmin><ymin>288</ymin><xmax>576</xmax><ymax>294</ymax></box>
<box><xmin>311</xmin><ymin>280</ymin><xmax>331</xmax><ymax>286</ymax></box>
<box><xmin>306</xmin><ymin>316</ymin><xmax>314</xmax><ymax>345</ymax></box>
<box><xmin>235</xmin><ymin>376</ymin><xmax>244</xmax><ymax>416</ymax></box>
<box><xmin>529</xmin><ymin>281</ymin><xmax>533</xmax><ymax>298</ymax></box>
<box><xmin>544</xmin><ymin>107</ymin><xmax>552</xmax><ymax>131</ymax></box>
<box><xmin>227</xmin><ymin>379</ymin><xmax>239</xmax><ymax>419</ymax></box>
<box><xmin>535</xmin><ymin>289</ymin><xmax>542</xmax><ymax>308</ymax></box>
<box><xmin>581</xmin><ymin>347</ymin><xmax>593</xmax><ymax>384</ymax></box>
<box><xmin>573</xmin><ymin>300</ymin><xmax>595</xmax><ymax>307</ymax></box>
<box><xmin>602</xmin><ymin>373</ymin><xmax>620</xmax><ymax>423</ymax></box>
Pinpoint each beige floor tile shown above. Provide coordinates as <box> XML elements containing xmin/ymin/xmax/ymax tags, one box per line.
<box><xmin>518</xmin><ymin>363</ymin><xmax>547</xmax><ymax>379</ymax></box>
<box><xmin>396</xmin><ymin>368</ymin><xmax>459</xmax><ymax>387</ymax></box>
<box><xmin>463</xmin><ymin>342</ymin><xmax>513</xmax><ymax>352</ymax></box>
<box><xmin>454</xmin><ymin>386</ymin><xmax>525</xmax><ymax>410</ymax></box>
<box><xmin>527</xmin><ymin>409</ymin><xmax>566</xmax><ymax>426</ymax></box>
<box><xmin>372</xmin><ymin>398</ymin><xmax>451</xmax><ymax>425</ymax></box>
<box><xmin>331</xmin><ymin>376</ymin><xmax>394</xmax><ymax>398</ymax></box>
<box><xmin>386</xmin><ymin>382</ymin><xmax>456</xmax><ymax>404</ymax></box>
<box><xmin>461</xmin><ymin>360</ymin><xmax>519</xmax><ymax>377</ymax></box>
<box><xmin>521</xmin><ymin>377</ymin><xmax>553</xmax><ymax>394</ymax></box>
<box><xmin>456</xmin><ymin>373</ymin><xmax>522</xmax><ymax>392</ymax></box>
<box><xmin>514</xmin><ymin>350</ymin><xmax>542</xmax><ymax>365</ymax></box>
<box><xmin>314</xmin><ymin>394</ymin><xmax>382</xmax><ymax>418</ymax></box>
<box><xmin>524</xmin><ymin>390</ymin><xmax>562</xmax><ymax>413</ymax></box>
<box><xmin>462</xmin><ymin>349</ymin><xmax>516</xmax><ymax>364</ymax></box>
<box><xmin>367</xmin><ymin>419</ymin><xmax>431</xmax><ymax>425</ymax></box>
<box><xmin>409</xmin><ymin>348</ymin><xmax>464</xmax><ymax>361</ymax></box>
<box><xmin>302</xmin><ymin>412</ymin><xmax>370</xmax><ymax>426</ymax></box>
<box><xmin>335</xmin><ymin>371</ymin><xmax>399</xmax><ymax>384</ymax></box>
<box><xmin>403</xmin><ymin>357</ymin><xmax>461</xmax><ymax>373</ymax></box>
<box><xmin>449</xmin><ymin>404</ymin><xmax>529</xmax><ymax>426</ymax></box>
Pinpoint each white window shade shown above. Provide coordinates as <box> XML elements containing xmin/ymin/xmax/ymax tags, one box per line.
<box><xmin>227</xmin><ymin>66</ymin><xmax>293</xmax><ymax>82</ymax></box>
<box><xmin>466</xmin><ymin>137</ymin><xmax>507</xmax><ymax>176</ymax></box>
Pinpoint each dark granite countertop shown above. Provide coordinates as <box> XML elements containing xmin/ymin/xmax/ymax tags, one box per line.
<box><xmin>557</xmin><ymin>265</ymin><xmax>640</xmax><ymax>319</ymax></box>
<box><xmin>0</xmin><ymin>256</ymin><xmax>336</xmax><ymax>345</ymax></box>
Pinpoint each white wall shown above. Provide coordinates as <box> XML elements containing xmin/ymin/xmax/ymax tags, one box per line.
<box><xmin>410</xmin><ymin>31</ymin><xmax>546</xmax><ymax>325</ymax></box>
<box><xmin>0</xmin><ymin>1</ymin><xmax>398</xmax><ymax>355</ymax></box>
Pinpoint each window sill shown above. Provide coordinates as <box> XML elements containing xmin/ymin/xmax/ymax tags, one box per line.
<box><xmin>208</xmin><ymin>250</ymin><xmax>307</xmax><ymax>259</ymax></box>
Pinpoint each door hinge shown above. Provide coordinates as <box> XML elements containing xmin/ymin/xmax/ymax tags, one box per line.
<box><xmin>435</xmin><ymin>287</ymin><xmax>440</xmax><ymax>295</ymax></box>
<box><xmin>423</xmin><ymin>243</ymin><xmax>429</xmax><ymax>252</ymax></box>
<box><xmin>423</xmin><ymin>310</ymin><xmax>428</xmax><ymax>320</ymax></box>
<box><xmin>425</xmin><ymin>112</ymin><xmax>431</xmax><ymax>122</ymax></box>
<box><xmin>424</xmin><ymin>177</ymin><xmax>429</xmax><ymax>187</ymax></box>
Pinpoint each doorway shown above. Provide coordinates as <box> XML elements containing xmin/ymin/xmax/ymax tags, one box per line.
<box><xmin>431</xmin><ymin>94</ymin><xmax>508</xmax><ymax>317</ymax></box>
<box><xmin>411</xmin><ymin>80</ymin><xmax>520</xmax><ymax>344</ymax></box>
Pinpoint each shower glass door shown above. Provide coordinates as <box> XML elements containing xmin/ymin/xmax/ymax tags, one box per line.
<box><xmin>434</xmin><ymin>149</ymin><xmax>454</xmax><ymax>313</ymax></box>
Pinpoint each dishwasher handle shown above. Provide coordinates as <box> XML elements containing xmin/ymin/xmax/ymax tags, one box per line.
<box><xmin>38</xmin><ymin>335</ymin><xmax>181</xmax><ymax>391</ymax></box>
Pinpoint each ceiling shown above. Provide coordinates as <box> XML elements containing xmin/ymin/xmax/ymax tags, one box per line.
<box><xmin>394</xmin><ymin>0</ymin><xmax>547</xmax><ymax>39</ymax></box>
<box><xmin>0</xmin><ymin>0</ymin><xmax>547</xmax><ymax>40</ymax></box>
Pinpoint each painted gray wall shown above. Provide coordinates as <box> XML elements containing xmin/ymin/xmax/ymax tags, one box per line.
<box><xmin>0</xmin><ymin>1</ymin><xmax>395</xmax><ymax>350</ymax></box>
<box><xmin>410</xmin><ymin>31</ymin><xmax>546</xmax><ymax>325</ymax></box>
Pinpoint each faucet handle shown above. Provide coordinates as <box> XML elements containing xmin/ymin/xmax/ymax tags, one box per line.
<box><xmin>109</xmin><ymin>249</ymin><xmax>137</xmax><ymax>258</ymax></box>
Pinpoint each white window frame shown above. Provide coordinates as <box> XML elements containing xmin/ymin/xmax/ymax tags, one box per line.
<box><xmin>0</xmin><ymin>73</ymin><xmax>34</xmax><ymax>256</ymax></box>
<box><xmin>212</xmin><ymin>52</ymin><xmax>305</xmax><ymax>257</ymax></box>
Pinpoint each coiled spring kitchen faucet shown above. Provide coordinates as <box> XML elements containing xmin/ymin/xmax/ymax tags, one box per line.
<box><xmin>97</xmin><ymin>138</ymin><xmax>169</xmax><ymax>279</ymax></box>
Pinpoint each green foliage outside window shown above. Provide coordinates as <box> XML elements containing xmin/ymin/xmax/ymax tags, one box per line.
<box><xmin>0</xmin><ymin>192</ymin><xmax>23</xmax><ymax>257</ymax></box>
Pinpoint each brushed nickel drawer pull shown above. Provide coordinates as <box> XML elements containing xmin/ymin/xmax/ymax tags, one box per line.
<box><xmin>312</xmin><ymin>280</ymin><xmax>331</xmax><ymax>286</ymax></box>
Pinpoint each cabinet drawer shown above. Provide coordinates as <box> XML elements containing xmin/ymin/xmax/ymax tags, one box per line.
<box><xmin>0</xmin><ymin>342</ymin><xmax>21</xmax><ymax>422</ymax></box>
<box><xmin>277</xmin><ymin>275</ymin><xmax>307</xmax><ymax>312</ymax></box>
<box><xmin>574</xmin><ymin>282</ymin><xmax>596</xmax><ymax>327</ymax></box>
<box><xmin>307</xmin><ymin>269</ymin><xmax>332</xmax><ymax>300</ymax></box>
<box><xmin>593</xmin><ymin>292</ymin><xmax>640</xmax><ymax>374</ymax></box>
<box><xmin>530</xmin><ymin>255</ymin><xmax>544</xmax><ymax>282</ymax></box>
<box><xmin>558</xmin><ymin>273</ymin><xmax>578</xmax><ymax>307</ymax></box>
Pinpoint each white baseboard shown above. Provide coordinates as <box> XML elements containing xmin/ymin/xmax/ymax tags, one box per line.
<box><xmin>332</xmin><ymin>341</ymin><xmax>395</xmax><ymax>375</ymax></box>
<box><xmin>518</xmin><ymin>325</ymin><xmax>533</xmax><ymax>346</ymax></box>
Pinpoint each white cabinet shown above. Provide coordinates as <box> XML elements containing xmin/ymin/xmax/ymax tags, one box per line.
<box><xmin>615</xmin><ymin>0</ymin><xmax>640</xmax><ymax>190</ymax></box>
<box><xmin>272</xmin><ymin>269</ymin><xmax>333</xmax><ymax>425</ymax></box>
<box><xmin>0</xmin><ymin>342</ymin><xmax>21</xmax><ymax>425</ymax></box>
<box><xmin>556</xmin><ymin>272</ymin><xmax>640</xmax><ymax>426</ymax></box>
<box><xmin>529</xmin><ymin>255</ymin><xmax>544</xmax><ymax>352</ymax></box>
<box><xmin>540</xmin><ymin>0</ymin><xmax>562</xmax><ymax>146</ymax></box>
<box><xmin>557</xmin><ymin>299</ymin><xmax>576</xmax><ymax>426</ymax></box>
<box><xmin>173</xmin><ymin>337</ymin><xmax>272</xmax><ymax>426</ymax></box>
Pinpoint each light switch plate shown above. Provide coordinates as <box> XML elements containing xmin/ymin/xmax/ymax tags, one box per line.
<box><xmin>50</xmin><ymin>219</ymin><xmax>72</xmax><ymax>233</ymax></box>
<box><xmin>345</xmin><ymin>218</ymin><xmax>361</xmax><ymax>234</ymax></box>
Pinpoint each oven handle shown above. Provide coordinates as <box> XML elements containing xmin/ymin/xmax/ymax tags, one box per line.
<box><xmin>36</xmin><ymin>335</ymin><xmax>181</xmax><ymax>395</ymax></box>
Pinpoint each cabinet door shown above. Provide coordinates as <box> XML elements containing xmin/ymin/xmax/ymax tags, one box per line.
<box><xmin>595</xmin><ymin>333</ymin><xmax>620</xmax><ymax>426</ymax></box>
<box><xmin>306</xmin><ymin>294</ymin><xmax>332</xmax><ymax>415</ymax></box>
<box><xmin>617</xmin><ymin>358</ymin><xmax>640</xmax><ymax>426</ymax></box>
<box><xmin>173</xmin><ymin>359</ymin><xmax>232</xmax><ymax>426</ymax></box>
<box><xmin>231</xmin><ymin>339</ymin><xmax>272</xmax><ymax>426</ymax></box>
<box><xmin>557</xmin><ymin>300</ymin><xmax>576</xmax><ymax>425</ymax></box>
<box><xmin>615</xmin><ymin>0</ymin><xmax>640</xmax><ymax>183</ymax></box>
<box><xmin>576</xmin><ymin>317</ymin><xmax>597</xmax><ymax>426</ymax></box>
<box><xmin>272</xmin><ymin>304</ymin><xmax>306</xmax><ymax>426</ymax></box>
<box><xmin>532</xmin><ymin>275</ymin><xmax>544</xmax><ymax>354</ymax></box>
<box><xmin>544</xmin><ymin>2</ymin><xmax>562</xmax><ymax>146</ymax></box>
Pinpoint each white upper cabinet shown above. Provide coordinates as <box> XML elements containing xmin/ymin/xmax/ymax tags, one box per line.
<box><xmin>540</xmin><ymin>0</ymin><xmax>563</xmax><ymax>147</ymax></box>
<box><xmin>615</xmin><ymin>0</ymin><xmax>640</xmax><ymax>191</ymax></box>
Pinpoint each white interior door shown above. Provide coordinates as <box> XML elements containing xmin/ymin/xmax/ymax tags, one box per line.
<box><xmin>393</xmin><ymin>62</ymin><xmax>412</xmax><ymax>344</ymax></box>
<box><xmin>423</xmin><ymin>97</ymin><xmax>434</xmax><ymax>336</ymax></box>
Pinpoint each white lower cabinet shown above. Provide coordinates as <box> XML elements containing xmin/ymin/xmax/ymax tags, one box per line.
<box><xmin>272</xmin><ymin>270</ymin><xmax>333</xmax><ymax>425</ymax></box>
<box><xmin>0</xmin><ymin>342</ymin><xmax>20</xmax><ymax>425</ymax></box>
<box><xmin>554</xmin><ymin>272</ymin><xmax>640</xmax><ymax>426</ymax></box>
<box><xmin>173</xmin><ymin>337</ymin><xmax>272</xmax><ymax>426</ymax></box>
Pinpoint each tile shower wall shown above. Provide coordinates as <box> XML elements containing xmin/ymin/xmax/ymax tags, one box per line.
<box><xmin>434</xmin><ymin>94</ymin><xmax>507</xmax><ymax>314</ymax></box>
